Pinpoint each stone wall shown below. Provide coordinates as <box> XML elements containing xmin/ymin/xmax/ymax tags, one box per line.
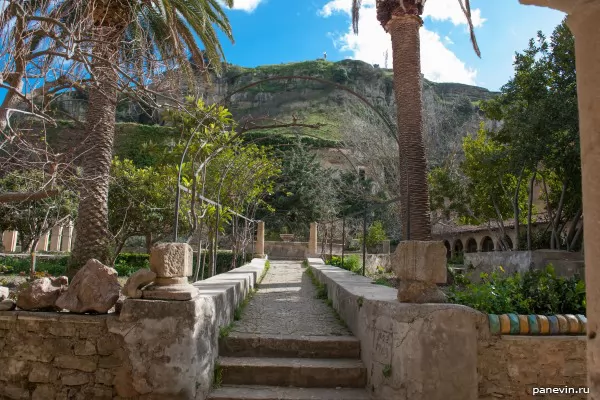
<box><xmin>307</xmin><ymin>259</ymin><xmax>588</xmax><ymax>400</ymax></box>
<box><xmin>0</xmin><ymin>258</ymin><xmax>267</xmax><ymax>400</ymax></box>
<box><xmin>478</xmin><ymin>336</ymin><xmax>587</xmax><ymax>399</ymax></box>
<box><xmin>0</xmin><ymin>313</ymin><xmax>127</xmax><ymax>400</ymax></box>
<box><xmin>307</xmin><ymin>259</ymin><xmax>483</xmax><ymax>400</ymax></box>
<box><xmin>262</xmin><ymin>241</ymin><xmax>308</xmax><ymax>259</ymax></box>
<box><xmin>464</xmin><ymin>250</ymin><xmax>584</xmax><ymax>281</ymax></box>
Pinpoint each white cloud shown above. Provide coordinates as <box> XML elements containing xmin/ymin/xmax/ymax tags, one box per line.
<box><xmin>423</xmin><ymin>0</ymin><xmax>486</xmax><ymax>27</ymax></box>
<box><xmin>318</xmin><ymin>0</ymin><xmax>353</xmax><ymax>17</ymax></box>
<box><xmin>444</xmin><ymin>35</ymin><xmax>454</xmax><ymax>45</ymax></box>
<box><xmin>320</xmin><ymin>0</ymin><xmax>479</xmax><ymax>84</ymax></box>
<box><xmin>228</xmin><ymin>0</ymin><xmax>264</xmax><ymax>12</ymax></box>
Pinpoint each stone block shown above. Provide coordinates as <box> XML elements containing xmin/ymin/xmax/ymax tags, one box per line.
<box><xmin>141</xmin><ymin>284</ymin><xmax>198</xmax><ymax>301</ymax></box>
<box><xmin>54</xmin><ymin>355</ymin><xmax>98</xmax><ymax>373</ymax></box>
<box><xmin>29</xmin><ymin>363</ymin><xmax>56</xmax><ymax>383</ymax></box>
<box><xmin>74</xmin><ymin>340</ymin><xmax>96</xmax><ymax>356</ymax></box>
<box><xmin>122</xmin><ymin>269</ymin><xmax>156</xmax><ymax>298</ymax></box>
<box><xmin>397</xmin><ymin>280</ymin><xmax>447</xmax><ymax>303</ymax></box>
<box><xmin>391</xmin><ymin>241</ymin><xmax>447</xmax><ymax>283</ymax></box>
<box><xmin>96</xmin><ymin>334</ymin><xmax>122</xmax><ymax>356</ymax></box>
<box><xmin>0</xmin><ymin>299</ymin><xmax>15</xmax><ymax>311</ymax></box>
<box><xmin>0</xmin><ymin>359</ymin><xmax>29</xmax><ymax>381</ymax></box>
<box><xmin>149</xmin><ymin>243</ymin><xmax>193</xmax><ymax>278</ymax></box>
<box><xmin>32</xmin><ymin>384</ymin><xmax>56</xmax><ymax>400</ymax></box>
<box><xmin>61</xmin><ymin>371</ymin><xmax>90</xmax><ymax>386</ymax></box>
<box><xmin>95</xmin><ymin>369</ymin><xmax>114</xmax><ymax>385</ymax></box>
<box><xmin>98</xmin><ymin>352</ymin><xmax>123</xmax><ymax>369</ymax></box>
<box><xmin>2</xmin><ymin>384</ymin><xmax>29</xmax><ymax>399</ymax></box>
<box><xmin>92</xmin><ymin>386</ymin><xmax>113</xmax><ymax>399</ymax></box>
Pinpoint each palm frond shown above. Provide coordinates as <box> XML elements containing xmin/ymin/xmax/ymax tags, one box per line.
<box><xmin>458</xmin><ymin>0</ymin><xmax>481</xmax><ymax>58</ymax></box>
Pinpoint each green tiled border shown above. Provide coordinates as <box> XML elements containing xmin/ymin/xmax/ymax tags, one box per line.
<box><xmin>488</xmin><ymin>313</ymin><xmax>587</xmax><ymax>335</ymax></box>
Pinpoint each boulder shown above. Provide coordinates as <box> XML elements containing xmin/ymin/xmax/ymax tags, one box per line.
<box><xmin>0</xmin><ymin>299</ymin><xmax>16</xmax><ymax>311</ymax></box>
<box><xmin>122</xmin><ymin>268</ymin><xmax>156</xmax><ymax>298</ymax></box>
<box><xmin>56</xmin><ymin>259</ymin><xmax>121</xmax><ymax>313</ymax></box>
<box><xmin>0</xmin><ymin>286</ymin><xmax>8</xmax><ymax>301</ymax></box>
<box><xmin>16</xmin><ymin>276</ymin><xmax>68</xmax><ymax>311</ymax></box>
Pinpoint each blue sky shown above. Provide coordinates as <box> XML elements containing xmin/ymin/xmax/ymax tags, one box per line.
<box><xmin>219</xmin><ymin>0</ymin><xmax>566</xmax><ymax>91</ymax></box>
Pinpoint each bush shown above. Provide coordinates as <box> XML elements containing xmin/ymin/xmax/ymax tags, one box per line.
<box><xmin>360</xmin><ymin>221</ymin><xmax>387</xmax><ymax>249</ymax></box>
<box><xmin>448</xmin><ymin>264</ymin><xmax>586</xmax><ymax>315</ymax></box>
<box><xmin>0</xmin><ymin>250</ymin><xmax>253</xmax><ymax>278</ymax></box>
<box><xmin>326</xmin><ymin>255</ymin><xmax>361</xmax><ymax>274</ymax></box>
<box><xmin>0</xmin><ymin>256</ymin><xmax>68</xmax><ymax>276</ymax></box>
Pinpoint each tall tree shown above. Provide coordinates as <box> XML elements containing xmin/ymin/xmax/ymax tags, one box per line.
<box><xmin>482</xmin><ymin>19</ymin><xmax>580</xmax><ymax>250</ymax></box>
<box><xmin>350</xmin><ymin>0</ymin><xmax>480</xmax><ymax>240</ymax></box>
<box><xmin>67</xmin><ymin>0</ymin><xmax>234</xmax><ymax>272</ymax></box>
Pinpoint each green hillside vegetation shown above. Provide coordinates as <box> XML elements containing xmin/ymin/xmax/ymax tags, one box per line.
<box><xmin>39</xmin><ymin>59</ymin><xmax>498</xmax><ymax>164</ymax></box>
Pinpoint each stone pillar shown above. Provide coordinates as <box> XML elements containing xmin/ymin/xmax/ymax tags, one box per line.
<box><xmin>49</xmin><ymin>225</ymin><xmax>63</xmax><ymax>252</ymax></box>
<box><xmin>60</xmin><ymin>222</ymin><xmax>73</xmax><ymax>252</ymax></box>
<box><xmin>392</xmin><ymin>241</ymin><xmax>447</xmax><ymax>303</ymax></box>
<box><xmin>566</xmin><ymin>5</ymin><xmax>600</xmax><ymax>397</ymax></box>
<box><xmin>36</xmin><ymin>231</ymin><xmax>49</xmax><ymax>252</ymax></box>
<box><xmin>519</xmin><ymin>1</ymin><xmax>600</xmax><ymax>396</ymax></box>
<box><xmin>255</xmin><ymin>221</ymin><xmax>265</xmax><ymax>258</ymax></box>
<box><xmin>142</xmin><ymin>243</ymin><xmax>198</xmax><ymax>300</ymax></box>
<box><xmin>2</xmin><ymin>231</ymin><xmax>18</xmax><ymax>253</ymax></box>
<box><xmin>308</xmin><ymin>222</ymin><xmax>318</xmax><ymax>257</ymax></box>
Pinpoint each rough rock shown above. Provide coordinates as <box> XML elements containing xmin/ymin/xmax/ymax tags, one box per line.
<box><xmin>122</xmin><ymin>268</ymin><xmax>156</xmax><ymax>298</ymax></box>
<box><xmin>16</xmin><ymin>276</ymin><xmax>68</xmax><ymax>311</ymax></box>
<box><xmin>56</xmin><ymin>259</ymin><xmax>121</xmax><ymax>313</ymax></box>
<box><xmin>0</xmin><ymin>286</ymin><xmax>8</xmax><ymax>301</ymax></box>
<box><xmin>0</xmin><ymin>298</ymin><xmax>16</xmax><ymax>311</ymax></box>
<box><xmin>149</xmin><ymin>243</ymin><xmax>193</xmax><ymax>278</ymax></box>
<box><xmin>397</xmin><ymin>280</ymin><xmax>447</xmax><ymax>304</ymax></box>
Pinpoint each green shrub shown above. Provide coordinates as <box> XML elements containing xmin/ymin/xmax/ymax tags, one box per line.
<box><xmin>359</xmin><ymin>221</ymin><xmax>387</xmax><ymax>249</ymax></box>
<box><xmin>0</xmin><ymin>250</ymin><xmax>252</xmax><ymax>278</ymax></box>
<box><xmin>0</xmin><ymin>256</ymin><xmax>68</xmax><ymax>276</ymax></box>
<box><xmin>326</xmin><ymin>255</ymin><xmax>361</xmax><ymax>274</ymax></box>
<box><xmin>448</xmin><ymin>264</ymin><xmax>586</xmax><ymax>315</ymax></box>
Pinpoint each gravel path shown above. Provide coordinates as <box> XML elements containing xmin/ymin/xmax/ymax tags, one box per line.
<box><xmin>232</xmin><ymin>260</ymin><xmax>351</xmax><ymax>336</ymax></box>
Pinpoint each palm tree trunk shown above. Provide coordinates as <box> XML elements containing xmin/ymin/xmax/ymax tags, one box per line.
<box><xmin>67</xmin><ymin>44</ymin><xmax>118</xmax><ymax>272</ymax></box>
<box><xmin>387</xmin><ymin>14</ymin><xmax>432</xmax><ymax>240</ymax></box>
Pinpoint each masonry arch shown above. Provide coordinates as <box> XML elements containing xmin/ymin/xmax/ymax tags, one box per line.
<box><xmin>481</xmin><ymin>236</ymin><xmax>495</xmax><ymax>252</ymax></box>
<box><xmin>466</xmin><ymin>238</ymin><xmax>478</xmax><ymax>253</ymax></box>
<box><xmin>453</xmin><ymin>239</ymin><xmax>464</xmax><ymax>256</ymax></box>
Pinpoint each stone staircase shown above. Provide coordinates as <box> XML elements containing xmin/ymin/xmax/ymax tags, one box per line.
<box><xmin>208</xmin><ymin>333</ymin><xmax>370</xmax><ymax>400</ymax></box>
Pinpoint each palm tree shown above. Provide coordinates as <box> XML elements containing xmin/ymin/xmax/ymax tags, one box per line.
<box><xmin>351</xmin><ymin>0</ymin><xmax>480</xmax><ymax>241</ymax></box>
<box><xmin>67</xmin><ymin>0</ymin><xmax>233</xmax><ymax>272</ymax></box>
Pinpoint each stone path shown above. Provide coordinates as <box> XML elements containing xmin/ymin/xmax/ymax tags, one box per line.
<box><xmin>231</xmin><ymin>260</ymin><xmax>350</xmax><ymax>336</ymax></box>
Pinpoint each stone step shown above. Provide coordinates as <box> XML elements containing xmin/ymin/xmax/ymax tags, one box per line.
<box><xmin>208</xmin><ymin>385</ymin><xmax>371</xmax><ymax>400</ymax></box>
<box><xmin>218</xmin><ymin>357</ymin><xmax>367</xmax><ymax>388</ymax></box>
<box><xmin>219</xmin><ymin>333</ymin><xmax>360</xmax><ymax>359</ymax></box>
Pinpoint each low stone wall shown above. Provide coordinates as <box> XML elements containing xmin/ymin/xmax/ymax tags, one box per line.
<box><xmin>0</xmin><ymin>259</ymin><xmax>267</xmax><ymax>400</ymax></box>
<box><xmin>307</xmin><ymin>259</ymin><xmax>588</xmax><ymax>400</ymax></box>
<box><xmin>0</xmin><ymin>313</ymin><xmax>127</xmax><ymax>399</ymax></box>
<box><xmin>263</xmin><ymin>241</ymin><xmax>307</xmax><ymax>259</ymax></box>
<box><xmin>464</xmin><ymin>250</ymin><xmax>584</xmax><ymax>280</ymax></box>
<box><xmin>307</xmin><ymin>259</ymin><xmax>483</xmax><ymax>400</ymax></box>
<box><xmin>478</xmin><ymin>336</ymin><xmax>587</xmax><ymax>399</ymax></box>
